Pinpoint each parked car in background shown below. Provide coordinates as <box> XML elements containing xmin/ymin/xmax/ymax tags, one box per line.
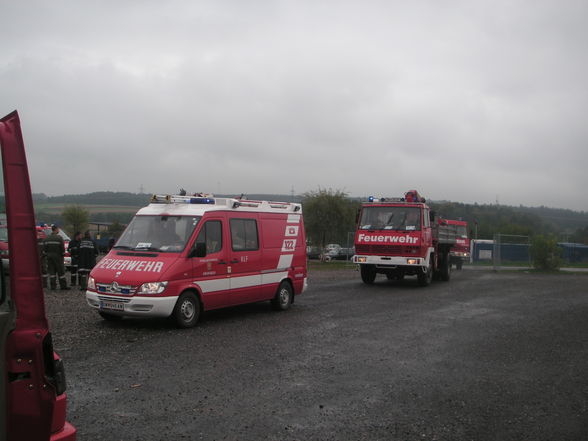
<box><xmin>335</xmin><ymin>247</ymin><xmax>355</xmax><ymax>260</ymax></box>
<box><xmin>306</xmin><ymin>245</ymin><xmax>321</xmax><ymax>260</ymax></box>
<box><xmin>321</xmin><ymin>244</ymin><xmax>341</xmax><ymax>261</ymax></box>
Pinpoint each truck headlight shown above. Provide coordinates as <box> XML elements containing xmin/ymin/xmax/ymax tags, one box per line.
<box><xmin>88</xmin><ymin>276</ymin><xmax>96</xmax><ymax>290</ymax></box>
<box><xmin>138</xmin><ymin>281</ymin><xmax>168</xmax><ymax>294</ymax></box>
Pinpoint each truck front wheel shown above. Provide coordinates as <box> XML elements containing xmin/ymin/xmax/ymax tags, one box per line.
<box><xmin>417</xmin><ymin>260</ymin><xmax>433</xmax><ymax>286</ymax></box>
<box><xmin>360</xmin><ymin>265</ymin><xmax>377</xmax><ymax>284</ymax></box>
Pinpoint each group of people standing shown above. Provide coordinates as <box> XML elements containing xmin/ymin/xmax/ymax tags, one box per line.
<box><xmin>40</xmin><ymin>225</ymin><xmax>98</xmax><ymax>290</ymax></box>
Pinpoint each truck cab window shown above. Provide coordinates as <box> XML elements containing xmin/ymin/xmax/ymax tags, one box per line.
<box><xmin>196</xmin><ymin>220</ymin><xmax>222</xmax><ymax>254</ymax></box>
<box><xmin>360</xmin><ymin>206</ymin><xmax>421</xmax><ymax>231</ymax></box>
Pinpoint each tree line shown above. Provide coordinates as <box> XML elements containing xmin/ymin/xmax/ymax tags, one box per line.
<box><xmin>30</xmin><ymin>190</ymin><xmax>588</xmax><ymax>247</ymax></box>
<box><xmin>302</xmin><ymin>189</ymin><xmax>588</xmax><ymax>248</ymax></box>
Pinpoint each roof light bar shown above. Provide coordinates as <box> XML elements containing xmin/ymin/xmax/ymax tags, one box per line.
<box><xmin>151</xmin><ymin>194</ymin><xmax>216</xmax><ymax>204</ymax></box>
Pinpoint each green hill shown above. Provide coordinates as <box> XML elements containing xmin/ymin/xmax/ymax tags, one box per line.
<box><xmin>32</xmin><ymin>191</ymin><xmax>588</xmax><ymax>243</ymax></box>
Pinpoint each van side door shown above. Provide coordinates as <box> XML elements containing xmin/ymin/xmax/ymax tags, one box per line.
<box><xmin>227</xmin><ymin>215</ymin><xmax>262</xmax><ymax>306</ymax></box>
<box><xmin>191</xmin><ymin>216</ymin><xmax>229</xmax><ymax>310</ymax></box>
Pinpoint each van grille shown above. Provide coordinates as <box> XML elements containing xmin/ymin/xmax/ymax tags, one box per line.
<box><xmin>98</xmin><ymin>295</ymin><xmax>132</xmax><ymax>303</ymax></box>
<box><xmin>96</xmin><ymin>282</ymin><xmax>138</xmax><ymax>296</ymax></box>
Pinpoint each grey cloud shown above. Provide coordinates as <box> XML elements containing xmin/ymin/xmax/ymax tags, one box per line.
<box><xmin>1</xmin><ymin>0</ymin><xmax>587</xmax><ymax>210</ymax></box>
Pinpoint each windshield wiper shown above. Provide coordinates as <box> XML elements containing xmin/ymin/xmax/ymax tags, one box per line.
<box><xmin>113</xmin><ymin>245</ymin><xmax>133</xmax><ymax>250</ymax></box>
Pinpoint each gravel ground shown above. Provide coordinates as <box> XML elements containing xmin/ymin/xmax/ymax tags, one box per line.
<box><xmin>44</xmin><ymin>267</ymin><xmax>588</xmax><ymax>441</ymax></box>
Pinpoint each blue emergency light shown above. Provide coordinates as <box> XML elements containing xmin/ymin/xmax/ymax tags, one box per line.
<box><xmin>189</xmin><ymin>197</ymin><xmax>215</xmax><ymax>204</ymax></box>
<box><xmin>368</xmin><ymin>196</ymin><xmax>375</xmax><ymax>202</ymax></box>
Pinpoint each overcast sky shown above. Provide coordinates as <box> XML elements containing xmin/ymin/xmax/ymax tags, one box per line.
<box><xmin>1</xmin><ymin>0</ymin><xmax>587</xmax><ymax>210</ymax></box>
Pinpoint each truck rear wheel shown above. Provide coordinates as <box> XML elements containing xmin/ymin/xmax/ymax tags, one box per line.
<box><xmin>271</xmin><ymin>281</ymin><xmax>293</xmax><ymax>311</ymax></box>
<box><xmin>360</xmin><ymin>265</ymin><xmax>376</xmax><ymax>284</ymax></box>
<box><xmin>440</xmin><ymin>253</ymin><xmax>451</xmax><ymax>282</ymax></box>
<box><xmin>417</xmin><ymin>260</ymin><xmax>433</xmax><ymax>286</ymax></box>
<box><xmin>173</xmin><ymin>292</ymin><xmax>201</xmax><ymax>328</ymax></box>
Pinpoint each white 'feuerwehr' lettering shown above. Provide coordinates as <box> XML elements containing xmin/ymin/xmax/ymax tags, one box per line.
<box><xmin>125</xmin><ymin>261</ymin><xmax>139</xmax><ymax>271</ymax></box>
<box><xmin>97</xmin><ymin>258</ymin><xmax>164</xmax><ymax>273</ymax></box>
<box><xmin>357</xmin><ymin>233</ymin><xmax>419</xmax><ymax>244</ymax></box>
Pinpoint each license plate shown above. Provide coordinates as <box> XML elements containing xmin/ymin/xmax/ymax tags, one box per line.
<box><xmin>99</xmin><ymin>300</ymin><xmax>125</xmax><ymax>311</ymax></box>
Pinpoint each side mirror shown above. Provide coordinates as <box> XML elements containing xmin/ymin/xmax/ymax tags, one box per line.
<box><xmin>192</xmin><ymin>242</ymin><xmax>206</xmax><ymax>258</ymax></box>
<box><xmin>429</xmin><ymin>210</ymin><xmax>436</xmax><ymax>222</ymax></box>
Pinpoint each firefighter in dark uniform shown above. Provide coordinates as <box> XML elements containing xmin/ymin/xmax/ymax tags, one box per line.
<box><xmin>37</xmin><ymin>228</ymin><xmax>49</xmax><ymax>288</ymax></box>
<box><xmin>67</xmin><ymin>231</ymin><xmax>82</xmax><ymax>286</ymax></box>
<box><xmin>78</xmin><ymin>230</ymin><xmax>99</xmax><ymax>290</ymax></box>
<box><xmin>43</xmin><ymin>225</ymin><xmax>69</xmax><ymax>290</ymax></box>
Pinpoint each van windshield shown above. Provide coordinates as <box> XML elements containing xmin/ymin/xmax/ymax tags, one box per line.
<box><xmin>115</xmin><ymin>215</ymin><xmax>201</xmax><ymax>253</ymax></box>
<box><xmin>359</xmin><ymin>206</ymin><xmax>421</xmax><ymax>231</ymax></box>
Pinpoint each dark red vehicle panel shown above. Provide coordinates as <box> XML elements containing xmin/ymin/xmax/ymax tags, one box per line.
<box><xmin>0</xmin><ymin>111</ymin><xmax>76</xmax><ymax>441</ymax></box>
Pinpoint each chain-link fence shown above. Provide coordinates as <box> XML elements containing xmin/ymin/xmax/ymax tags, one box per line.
<box><xmin>492</xmin><ymin>234</ymin><xmax>531</xmax><ymax>270</ymax></box>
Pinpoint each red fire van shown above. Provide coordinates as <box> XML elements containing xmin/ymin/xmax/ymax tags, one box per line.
<box><xmin>85</xmin><ymin>194</ymin><xmax>307</xmax><ymax>327</ymax></box>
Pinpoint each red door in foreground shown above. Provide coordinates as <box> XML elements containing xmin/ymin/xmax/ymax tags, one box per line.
<box><xmin>0</xmin><ymin>111</ymin><xmax>76</xmax><ymax>440</ymax></box>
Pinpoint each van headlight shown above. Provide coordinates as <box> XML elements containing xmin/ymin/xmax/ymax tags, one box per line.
<box><xmin>138</xmin><ymin>281</ymin><xmax>168</xmax><ymax>294</ymax></box>
<box><xmin>88</xmin><ymin>276</ymin><xmax>96</xmax><ymax>290</ymax></box>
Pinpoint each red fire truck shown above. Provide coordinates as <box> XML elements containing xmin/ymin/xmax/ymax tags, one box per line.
<box><xmin>85</xmin><ymin>194</ymin><xmax>307</xmax><ymax>327</ymax></box>
<box><xmin>0</xmin><ymin>111</ymin><xmax>76</xmax><ymax>440</ymax></box>
<box><xmin>446</xmin><ymin>219</ymin><xmax>470</xmax><ymax>270</ymax></box>
<box><xmin>353</xmin><ymin>190</ymin><xmax>457</xmax><ymax>286</ymax></box>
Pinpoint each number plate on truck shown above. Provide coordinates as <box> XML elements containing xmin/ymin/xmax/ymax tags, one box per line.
<box><xmin>99</xmin><ymin>301</ymin><xmax>124</xmax><ymax>311</ymax></box>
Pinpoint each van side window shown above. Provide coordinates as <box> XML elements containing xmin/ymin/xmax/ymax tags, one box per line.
<box><xmin>196</xmin><ymin>220</ymin><xmax>222</xmax><ymax>254</ymax></box>
<box><xmin>230</xmin><ymin>219</ymin><xmax>259</xmax><ymax>251</ymax></box>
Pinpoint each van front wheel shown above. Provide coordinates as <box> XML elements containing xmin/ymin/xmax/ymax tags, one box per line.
<box><xmin>271</xmin><ymin>281</ymin><xmax>293</xmax><ymax>311</ymax></box>
<box><xmin>173</xmin><ymin>292</ymin><xmax>201</xmax><ymax>328</ymax></box>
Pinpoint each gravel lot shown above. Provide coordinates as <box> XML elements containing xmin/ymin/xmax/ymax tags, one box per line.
<box><xmin>45</xmin><ymin>267</ymin><xmax>588</xmax><ymax>441</ymax></box>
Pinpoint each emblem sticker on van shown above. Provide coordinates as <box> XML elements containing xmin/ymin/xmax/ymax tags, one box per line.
<box><xmin>285</xmin><ymin>225</ymin><xmax>299</xmax><ymax>237</ymax></box>
<box><xmin>282</xmin><ymin>239</ymin><xmax>297</xmax><ymax>252</ymax></box>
